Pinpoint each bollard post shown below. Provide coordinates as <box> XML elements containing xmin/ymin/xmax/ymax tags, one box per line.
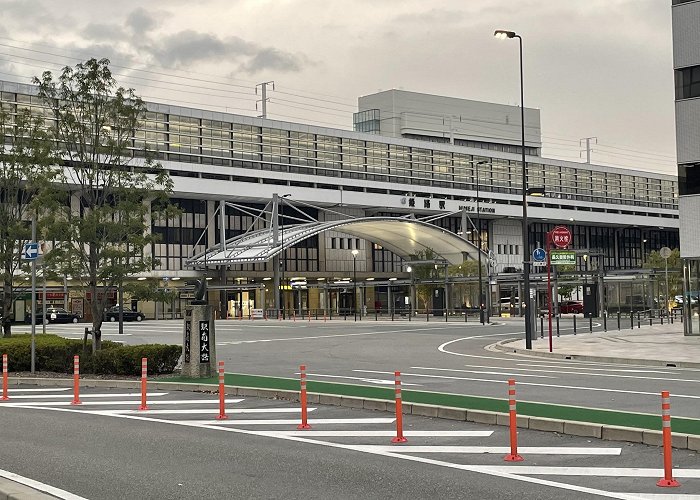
<box><xmin>650</xmin><ymin>313</ymin><xmax>653</xmax><ymax>327</ymax></box>
<box><xmin>297</xmin><ymin>364</ymin><xmax>311</xmax><ymax>430</ymax></box>
<box><xmin>656</xmin><ymin>391</ymin><xmax>680</xmax><ymax>488</ymax></box>
<box><xmin>426</xmin><ymin>310</ymin><xmax>429</xmax><ymax>322</ymax></box>
<box><xmin>308</xmin><ymin>310</ymin><xmax>311</xmax><ymax>322</ymax></box>
<box><xmin>2</xmin><ymin>354</ymin><xmax>7</xmax><ymax>400</ymax></box>
<box><xmin>638</xmin><ymin>312</ymin><xmax>641</xmax><ymax>329</ymax></box>
<box><xmin>216</xmin><ymin>361</ymin><xmax>228</xmax><ymax>420</ymax></box>
<box><xmin>661</xmin><ymin>313</ymin><xmax>664</xmax><ymax>325</ymax></box>
<box><xmin>555</xmin><ymin>316</ymin><xmax>560</xmax><ymax>338</ymax></box>
<box><xmin>391</xmin><ymin>371</ymin><xmax>407</xmax><ymax>443</ymax></box>
<box><xmin>573</xmin><ymin>314</ymin><xmax>577</xmax><ymax>335</ymax></box>
<box><xmin>617</xmin><ymin>312</ymin><xmax>620</xmax><ymax>330</ymax></box>
<box><xmin>71</xmin><ymin>355</ymin><xmax>81</xmax><ymax>405</ymax></box>
<box><xmin>503</xmin><ymin>379</ymin><xmax>523</xmax><ymax>462</ymax></box>
<box><xmin>375</xmin><ymin>309</ymin><xmax>377</xmax><ymax>321</ymax></box>
<box><xmin>603</xmin><ymin>313</ymin><xmax>607</xmax><ymax>332</ymax></box>
<box><xmin>294</xmin><ymin>311</ymin><xmax>297</xmax><ymax>322</ymax></box>
<box><xmin>540</xmin><ymin>315</ymin><xmax>544</xmax><ymax>339</ymax></box>
<box><xmin>630</xmin><ymin>312</ymin><xmax>634</xmax><ymax>330</ymax></box>
<box><xmin>138</xmin><ymin>357</ymin><xmax>149</xmax><ymax>411</ymax></box>
<box><xmin>589</xmin><ymin>316</ymin><xmax>593</xmax><ymax>333</ymax></box>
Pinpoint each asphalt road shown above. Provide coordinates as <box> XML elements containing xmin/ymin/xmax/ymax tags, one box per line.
<box><xmin>0</xmin><ymin>385</ymin><xmax>697</xmax><ymax>499</ymax></box>
<box><xmin>16</xmin><ymin>317</ymin><xmax>700</xmax><ymax>419</ymax></box>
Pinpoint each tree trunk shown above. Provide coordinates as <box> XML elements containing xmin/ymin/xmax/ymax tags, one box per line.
<box><xmin>2</xmin><ymin>279</ymin><xmax>12</xmax><ymax>338</ymax></box>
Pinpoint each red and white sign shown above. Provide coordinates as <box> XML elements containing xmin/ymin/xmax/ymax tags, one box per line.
<box><xmin>550</xmin><ymin>226</ymin><xmax>572</xmax><ymax>249</ymax></box>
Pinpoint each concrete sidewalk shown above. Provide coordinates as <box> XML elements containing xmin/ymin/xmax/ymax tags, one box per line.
<box><xmin>496</xmin><ymin>322</ymin><xmax>700</xmax><ymax>368</ymax></box>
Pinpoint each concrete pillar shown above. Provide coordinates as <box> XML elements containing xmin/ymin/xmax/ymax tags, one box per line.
<box><xmin>180</xmin><ymin>304</ymin><xmax>216</xmax><ymax>378</ymax></box>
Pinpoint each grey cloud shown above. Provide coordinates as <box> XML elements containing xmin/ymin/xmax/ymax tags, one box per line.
<box><xmin>126</xmin><ymin>7</ymin><xmax>158</xmax><ymax>34</ymax></box>
<box><xmin>149</xmin><ymin>30</ymin><xmax>306</xmax><ymax>74</ymax></box>
<box><xmin>80</xmin><ymin>23</ymin><xmax>128</xmax><ymax>42</ymax></box>
<box><xmin>240</xmin><ymin>48</ymin><xmax>303</xmax><ymax>74</ymax></box>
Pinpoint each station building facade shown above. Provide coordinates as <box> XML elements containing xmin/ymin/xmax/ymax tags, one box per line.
<box><xmin>0</xmin><ymin>80</ymin><xmax>679</xmax><ymax>320</ymax></box>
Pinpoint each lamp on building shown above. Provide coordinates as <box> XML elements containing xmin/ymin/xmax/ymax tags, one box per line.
<box><xmin>352</xmin><ymin>249</ymin><xmax>359</xmax><ymax>321</ymax></box>
<box><xmin>495</xmin><ymin>28</ymin><xmax>533</xmax><ymax>349</ymax></box>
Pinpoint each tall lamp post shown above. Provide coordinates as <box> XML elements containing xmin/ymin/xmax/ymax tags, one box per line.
<box><xmin>475</xmin><ymin>160</ymin><xmax>489</xmax><ymax>324</ymax></box>
<box><xmin>495</xmin><ymin>28</ymin><xmax>533</xmax><ymax>349</ymax></box>
<box><xmin>352</xmin><ymin>249</ymin><xmax>359</xmax><ymax>321</ymax></box>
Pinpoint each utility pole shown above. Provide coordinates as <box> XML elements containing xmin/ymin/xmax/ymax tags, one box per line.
<box><xmin>580</xmin><ymin>137</ymin><xmax>597</xmax><ymax>164</ymax></box>
<box><xmin>256</xmin><ymin>81</ymin><xmax>275</xmax><ymax>119</ymax></box>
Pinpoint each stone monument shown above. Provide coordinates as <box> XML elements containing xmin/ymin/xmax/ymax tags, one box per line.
<box><xmin>181</xmin><ymin>279</ymin><xmax>216</xmax><ymax>378</ymax></box>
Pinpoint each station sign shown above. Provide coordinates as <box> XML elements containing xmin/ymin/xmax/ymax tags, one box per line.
<box><xmin>550</xmin><ymin>226</ymin><xmax>572</xmax><ymax>249</ymax></box>
<box><xmin>550</xmin><ymin>250</ymin><xmax>576</xmax><ymax>266</ymax></box>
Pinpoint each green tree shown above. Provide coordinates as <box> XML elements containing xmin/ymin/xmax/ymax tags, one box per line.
<box><xmin>0</xmin><ymin>106</ymin><xmax>57</xmax><ymax>336</ymax></box>
<box><xmin>643</xmin><ymin>248</ymin><xmax>682</xmax><ymax>306</ymax></box>
<box><xmin>34</xmin><ymin>58</ymin><xmax>175</xmax><ymax>351</ymax></box>
<box><xmin>410</xmin><ymin>248</ymin><xmax>439</xmax><ymax>311</ymax></box>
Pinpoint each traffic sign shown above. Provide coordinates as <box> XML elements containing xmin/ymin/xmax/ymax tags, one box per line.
<box><xmin>533</xmin><ymin>248</ymin><xmax>546</xmax><ymax>262</ymax></box>
<box><xmin>550</xmin><ymin>226</ymin><xmax>572</xmax><ymax>249</ymax></box>
<box><xmin>550</xmin><ymin>250</ymin><xmax>576</xmax><ymax>265</ymax></box>
<box><xmin>22</xmin><ymin>242</ymin><xmax>39</xmax><ymax>260</ymax></box>
<box><xmin>659</xmin><ymin>246</ymin><xmax>672</xmax><ymax>259</ymax></box>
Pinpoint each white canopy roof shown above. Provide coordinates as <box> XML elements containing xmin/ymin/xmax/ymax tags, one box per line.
<box><xmin>187</xmin><ymin>216</ymin><xmax>482</xmax><ymax>266</ymax></box>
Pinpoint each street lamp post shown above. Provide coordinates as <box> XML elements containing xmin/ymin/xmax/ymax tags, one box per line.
<box><xmin>495</xmin><ymin>29</ymin><xmax>533</xmax><ymax>349</ymax></box>
<box><xmin>352</xmin><ymin>249</ymin><xmax>359</xmax><ymax>321</ymax></box>
<box><xmin>406</xmin><ymin>266</ymin><xmax>413</xmax><ymax>318</ymax></box>
<box><xmin>476</xmin><ymin>160</ymin><xmax>488</xmax><ymax>324</ymax></box>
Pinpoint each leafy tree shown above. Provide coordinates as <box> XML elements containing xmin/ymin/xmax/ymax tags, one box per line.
<box><xmin>643</xmin><ymin>248</ymin><xmax>682</xmax><ymax>306</ymax></box>
<box><xmin>0</xmin><ymin>106</ymin><xmax>57</xmax><ymax>336</ymax></box>
<box><xmin>449</xmin><ymin>260</ymin><xmax>486</xmax><ymax>309</ymax></box>
<box><xmin>34</xmin><ymin>58</ymin><xmax>175</xmax><ymax>351</ymax></box>
<box><xmin>410</xmin><ymin>248</ymin><xmax>439</xmax><ymax>311</ymax></box>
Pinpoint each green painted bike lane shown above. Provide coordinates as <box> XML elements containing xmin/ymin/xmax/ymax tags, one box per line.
<box><xmin>167</xmin><ymin>372</ymin><xmax>700</xmax><ymax>436</ymax></box>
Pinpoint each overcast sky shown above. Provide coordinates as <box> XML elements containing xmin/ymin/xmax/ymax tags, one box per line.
<box><xmin>0</xmin><ymin>0</ymin><xmax>676</xmax><ymax>174</ymax></box>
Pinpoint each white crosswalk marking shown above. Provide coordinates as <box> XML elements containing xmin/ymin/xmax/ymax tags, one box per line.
<box><xmin>2</xmin><ymin>392</ymin><xmax>167</xmax><ymax>399</ymax></box>
<box><xmin>268</xmin><ymin>430</ymin><xmax>495</xmax><ymax>437</ymax></box>
<box><xmin>5</xmin><ymin>398</ymin><xmax>243</xmax><ymax>407</ymax></box>
<box><xmin>355</xmin><ymin>445</ymin><xmax>622</xmax><ymax>455</ymax></box>
<box><xmin>173</xmin><ymin>418</ymin><xmax>397</xmax><ymax>425</ymax></box>
<box><xmin>104</xmin><ymin>408</ymin><xmax>316</xmax><ymax>415</ymax></box>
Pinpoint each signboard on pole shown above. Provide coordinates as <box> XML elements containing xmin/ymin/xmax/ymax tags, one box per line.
<box><xmin>550</xmin><ymin>250</ymin><xmax>576</xmax><ymax>265</ymax></box>
<box><xmin>532</xmin><ymin>248</ymin><xmax>546</xmax><ymax>268</ymax></box>
<box><xmin>22</xmin><ymin>242</ymin><xmax>39</xmax><ymax>260</ymax></box>
<box><xmin>550</xmin><ymin>226</ymin><xmax>572</xmax><ymax>249</ymax></box>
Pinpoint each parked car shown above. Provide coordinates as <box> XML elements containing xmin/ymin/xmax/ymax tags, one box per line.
<box><xmin>559</xmin><ymin>300</ymin><xmax>584</xmax><ymax>314</ymax></box>
<box><xmin>28</xmin><ymin>307</ymin><xmax>80</xmax><ymax>324</ymax></box>
<box><xmin>104</xmin><ymin>306</ymin><xmax>145</xmax><ymax>322</ymax></box>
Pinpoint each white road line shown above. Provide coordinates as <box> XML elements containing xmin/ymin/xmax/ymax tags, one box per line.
<box><xmin>354</xmin><ymin>369</ymin><xmax>700</xmax><ymax>400</ymax></box>
<box><xmin>354</xmin><ymin>446</ymin><xmax>622</xmax><ymax>455</ymax></box>
<box><xmin>305</xmin><ymin>373</ymin><xmax>422</xmax><ymax>386</ymax></box>
<box><xmin>466</xmin><ymin>465</ymin><xmax>700</xmax><ymax>478</ymax></box>
<box><xmin>4</xmin><ymin>398</ymin><xmax>244</xmax><ymax>407</ymax></box>
<box><xmin>410</xmin><ymin>366</ymin><xmax>700</xmax><ymax>384</ymax></box>
<box><xmin>103</xmin><ymin>408</ymin><xmax>315</xmax><ymax>415</ymax></box>
<box><xmin>7</xmin><ymin>405</ymin><xmax>650</xmax><ymax>499</ymax></box>
<box><xmin>407</xmin><ymin>367</ymin><xmax>556</xmax><ymax>379</ymax></box>
<box><xmin>6</xmin><ymin>388</ymin><xmax>71</xmax><ymax>393</ymax></box>
<box><xmin>1</xmin><ymin>392</ymin><xmax>168</xmax><ymax>399</ymax></box>
<box><xmin>219</xmin><ymin>326</ymin><xmax>469</xmax><ymax>345</ymax></box>
<box><xmin>0</xmin><ymin>467</ymin><xmax>87</xmax><ymax>500</ymax></box>
<box><xmin>512</xmin><ymin>362</ymin><xmax>679</xmax><ymax>375</ymax></box>
<box><xmin>172</xmin><ymin>418</ymin><xmax>397</xmax><ymax>425</ymax></box>
<box><xmin>613</xmin><ymin>494</ymin><xmax>700</xmax><ymax>499</ymax></box>
<box><xmin>265</xmin><ymin>430</ymin><xmax>494</xmax><ymax>437</ymax></box>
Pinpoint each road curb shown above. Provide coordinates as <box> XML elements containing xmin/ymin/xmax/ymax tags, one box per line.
<box><xmin>6</xmin><ymin>377</ymin><xmax>698</xmax><ymax>451</ymax></box>
<box><xmin>0</xmin><ymin>477</ymin><xmax>58</xmax><ymax>499</ymax></box>
<box><xmin>492</xmin><ymin>339</ymin><xmax>700</xmax><ymax>369</ymax></box>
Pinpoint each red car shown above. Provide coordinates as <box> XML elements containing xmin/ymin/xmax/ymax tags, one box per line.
<box><xmin>559</xmin><ymin>301</ymin><xmax>584</xmax><ymax>314</ymax></box>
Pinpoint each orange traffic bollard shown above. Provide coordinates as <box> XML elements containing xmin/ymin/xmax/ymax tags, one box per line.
<box><xmin>139</xmin><ymin>357</ymin><xmax>149</xmax><ymax>411</ymax></box>
<box><xmin>71</xmin><ymin>355</ymin><xmax>81</xmax><ymax>405</ymax></box>
<box><xmin>297</xmin><ymin>364</ymin><xmax>311</xmax><ymax>430</ymax></box>
<box><xmin>391</xmin><ymin>371</ymin><xmax>407</xmax><ymax>443</ymax></box>
<box><xmin>216</xmin><ymin>361</ymin><xmax>228</xmax><ymax>420</ymax></box>
<box><xmin>657</xmin><ymin>391</ymin><xmax>680</xmax><ymax>487</ymax></box>
<box><xmin>503</xmin><ymin>379</ymin><xmax>523</xmax><ymax>462</ymax></box>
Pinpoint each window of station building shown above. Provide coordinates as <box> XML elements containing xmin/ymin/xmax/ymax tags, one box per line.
<box><xmin>152</xmin><ymin>198</ymin><xmax>207</xmax><ymax>271</ymax></box>
<box><xmin>675</xmin><ymin>65</ymin><xmax>700</xmax><ymax>99</ymax></box>
<box><xmin>679</xmin><ymin>163</ymin><xmax>700</xmax><ymax>195</ymax></box>
<box><xmin>353</xmin><ymin>109</ymin><xmax>380</xmax><ymax>134</ymax></box>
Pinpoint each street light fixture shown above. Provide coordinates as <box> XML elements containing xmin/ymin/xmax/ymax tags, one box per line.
<box><xmin>352</xmin><ymin>249</ymin><xmax>359</xmax><ymax>321</ymax></box>
<box><xmin>406</xmin><ymin>265</ymin><xmax>414</xmax><ymax>319</ymax></box>
<box><xmin>495</xmin><ymin>28</ymin><xmax>533</xmax><ymax>349</ymax></box>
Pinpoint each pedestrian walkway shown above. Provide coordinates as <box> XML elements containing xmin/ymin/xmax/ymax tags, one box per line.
<box><xmin>499</xmin><ymin>322</ymin><xmax>700</xmax><ymax>367</ymax></box>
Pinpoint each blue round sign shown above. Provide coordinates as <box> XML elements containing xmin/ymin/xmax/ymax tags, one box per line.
<box><xmin>533</xmin><ymin>248</ymin><xmax>546</xmax><ymax>262</ymax></box>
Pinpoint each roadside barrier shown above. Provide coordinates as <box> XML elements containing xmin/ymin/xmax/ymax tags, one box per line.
<box><xmin>216</xmin><ymin>361</ymin><xmax>228</xmax><ymax>420</ymax></box>
<box><xmin>71</xmin><ymin>355</ymin><xmax>81</xmax><ymax>405</ymax></box>
<box><xmin>573</xmin><ymin>314</ymin><xmax>577</xmax><ymax>335</ymax></box>
<box><xmin>503</xmin><ymin>379</ymin><xmax>523</xmax><ymax>462</ymax></box>
<box><xmin>657</xmin><ymin>391</ymin><xmax>680</xmax><ymax>488</ymax></box>
<box><xmin>391</xmin><ymin>371</ymin><xmax>407</xmax><ymax>443</ymax></box>
<box><xmin>297</xmin><ymin>364</ymin><xmax>311</xmax><ymax>430</ymax></box>
<box><xmin>2</xmin><ymin>354</ymin><xmax>7</xmax><ymax>400</ymax></box>
<box><xmin>139</xmin><ymin>358</ymin><xmax>149</xmax><ymax>411</ymax></box>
